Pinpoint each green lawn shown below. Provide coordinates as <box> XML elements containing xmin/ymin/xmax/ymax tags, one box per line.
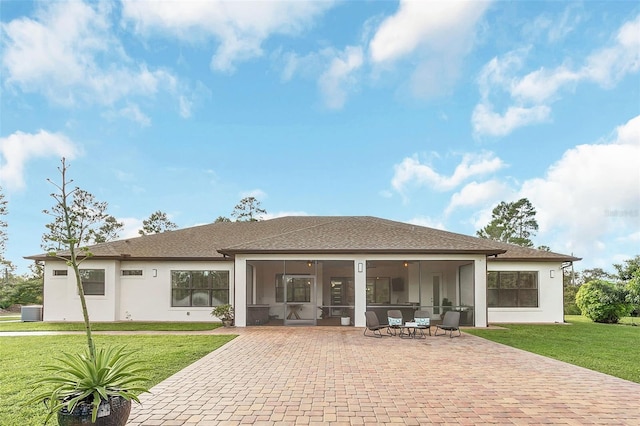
<box><xmin>465</xmin><ymin>315</ymin><xmax>640</xmax><ymax>383</ymax></box>
<box><xmin>0</xmin><ymin>315</ymin><xmax>20</xmax><ymax>322</ymax></box>
<box><xmin>0</xmin><ymin>334</ymin><xmax>235</xmax><ymax>426</ymax></box>
<box><xmin>0</xmin><ymin>321</ymin><xmax>222</xmax><ymax>331</ymax></box>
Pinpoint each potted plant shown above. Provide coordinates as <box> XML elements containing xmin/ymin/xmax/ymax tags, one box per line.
<box><xmin>29</xmin><ymin>346</ymin><xmax>148</xmax><ymax>425</ymax></box>
<box><xmin>212</xmin><ymin>303</ymin><xmax>234</xmax><ymax>326</ymax></box>
<box><xmin>32</xmin><ymin>158</ymin><xmax>149</xmax><ymax>425</ymax></box>
<box><xmin>340</xmin><ymin>308</ymin><xmax>351</xmax><ymax>326</ymax></box>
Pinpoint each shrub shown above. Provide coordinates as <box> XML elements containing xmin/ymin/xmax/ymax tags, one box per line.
<box><xmin>576</xmin><ymin>280</ymin><xmax>631</xmax><ymax>323</ymax></box>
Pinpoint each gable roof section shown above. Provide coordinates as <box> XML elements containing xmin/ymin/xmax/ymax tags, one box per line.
<box><xmin>25</xmin><ymin>216</ymin><xmax>579</xmax><ymax>262</ymax></box>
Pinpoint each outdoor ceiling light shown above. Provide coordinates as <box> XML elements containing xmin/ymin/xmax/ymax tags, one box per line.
<box><xmin>307</xmin><ymin>260</ymin><xmax>313</xmax><ymax>267</ymax></box>
<box><xmin>403</xmin><ymin>261</ymin><xmax>408</xmax><ymax>267</ymax></box>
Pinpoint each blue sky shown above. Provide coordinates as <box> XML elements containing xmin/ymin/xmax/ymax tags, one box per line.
<box><xmin>1</xmin><ymin>0</ymin><xmax>639</xmax><ymax>275</ymax></box>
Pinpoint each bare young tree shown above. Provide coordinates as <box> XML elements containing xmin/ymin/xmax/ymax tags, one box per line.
<box><xmin>41</xmin><ymin>159</ymin><xmax>116</xmax><ymax>358</ymax></box>
<box><xmin>0</xmin><ymin>186</ymin><xmax>8</xmax><ymax>264</ymax></box>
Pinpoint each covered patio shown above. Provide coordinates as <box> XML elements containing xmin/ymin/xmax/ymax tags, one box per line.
<box><xmin>236</xmin><ymin>257</ymin><xmax>483</xmax><ymax>328</ymax></box>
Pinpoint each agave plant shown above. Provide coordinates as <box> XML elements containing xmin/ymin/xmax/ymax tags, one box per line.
<box><xmin>30</xmin><ymin>346</ymin><xmax>149</xmax><ymax>424</ymax></box>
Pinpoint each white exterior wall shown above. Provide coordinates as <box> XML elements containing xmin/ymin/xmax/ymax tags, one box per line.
<box><xmin>43</xmin><ymin>260</ymin><xmax>234</xmax><ymax>322</ymax></box>
<box><xmin>43</xmin><ymin>260</ymin><xmax>119</xmax><ymax>322</ymax></box>
<box><xmin>487</xmin><ymin>261</ymin><xmax>564</xmax><ymax>324</ymax></box>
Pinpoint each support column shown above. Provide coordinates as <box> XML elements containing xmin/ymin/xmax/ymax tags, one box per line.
<box><xmin>474</xmin><ymin>256</ymin><xmax>488</xmax><ymax>327</ymax></box>
<box><xmin>353</xmin><ymin>258</ymin><xmax>367</xmax><ymax>327</ymax></box>
<box><xmin>234</xmin><ymin>256</ymin><xmax>247</xmax><ymax>327</ymax></box>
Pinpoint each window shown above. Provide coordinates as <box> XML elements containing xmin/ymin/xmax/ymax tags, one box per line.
<box><xmin>275</xmin><ymin>275</ymin><xmax>311</xmax><ymax>303</ymax></box>
<box><xmin>53</xmin><ymin>269</ymin><xmax>68</xmax><ymax>276</ymax></box>
<box><xmin>366</xmin><ymin>277</ymin><xmax>391</xmax><ymax>304</ymax></box>
<box><xmin>122</xmin><ymin>270</ymin><xmax>143</xmax><ymax>276</ymax></box>
<box><xmin>488</xmin><ymin>271</ymin><xmax>538</xmax><ymax>307</ymax></box>
<box><xmin>79</xmin><ymin>269</ymin><xmax>105</xmax><ymax>296</ymax></box>
<box><xmin>171</xmin><ymin>270</ymin><xmax>229</xmax><ymax>307</ymax></box>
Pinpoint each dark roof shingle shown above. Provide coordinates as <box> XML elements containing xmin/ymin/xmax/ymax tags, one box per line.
<box><xmin>25</xmin><ymin>216</ymin><xmax>580</xmax><ymax>262</ymax></box>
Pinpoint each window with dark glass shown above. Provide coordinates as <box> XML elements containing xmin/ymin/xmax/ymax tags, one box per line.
<box><xmin>79</xmin><ymin>269</ymin><xmax>105</xmax><ymax>296</ymax></box>
<box><xmin>366</xmin><ymin>277</ymin><xmax>391</xmax><ymax>304</ymax></box>
<box><xmin>275</xmin><ymin>275</ymin><xmax>311</xmax><ymax>303</ymax></box>
<box><xmin>488</xmin><ymin>271</ymin><xmax>538</xmax><ymax>307</ymax></box>
<box><xmin>171</xmin><ymin>270</ymin><xmax>229</xmax><ymax>307</ymax></box>
<box><xmin>53</xmin><ymin>269</ymin><xmax>68</xmax><ymax>276</ymax></box>
<box><xmin>122</xmin><ymin>269</ymin><xmax>143</xmax><ymax>276</ymax></box>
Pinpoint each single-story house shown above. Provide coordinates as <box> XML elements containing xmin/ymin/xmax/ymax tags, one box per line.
<box><xmin>26</xmin><ymin>216</ymin><xmax>580</xmax><ymax>327</ymax></box>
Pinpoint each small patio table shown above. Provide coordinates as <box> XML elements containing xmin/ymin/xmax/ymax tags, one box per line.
<box><xmin>399</xmin><ymin>322</ymin><xmax>429</xmax><ymax>339</ymax></box>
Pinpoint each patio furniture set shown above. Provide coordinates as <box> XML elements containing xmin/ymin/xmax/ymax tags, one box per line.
<box><xmin>364</xmin><ymin>310</ymin><xmax>461</xmax><ymax>338</ymax></box>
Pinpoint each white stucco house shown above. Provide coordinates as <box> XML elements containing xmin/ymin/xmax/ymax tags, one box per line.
<box><xmin>26</xmin><ymin>216</ymin><xmax>580</xmax><ymax>327</ymax></box>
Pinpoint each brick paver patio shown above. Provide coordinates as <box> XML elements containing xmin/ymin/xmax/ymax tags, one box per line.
<box><xmin>127</xmin><ymin>327</ymin><xmax>640</xmax><ymax>425</ymax></box>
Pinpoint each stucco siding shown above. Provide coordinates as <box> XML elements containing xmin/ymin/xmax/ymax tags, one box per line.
<box><xmin>487</xmin><ymin>261</ymin><xmax>564</xmax><ymax>323</ymax></box>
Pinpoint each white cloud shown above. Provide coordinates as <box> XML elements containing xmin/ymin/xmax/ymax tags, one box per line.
<box><xmin>471</xmin><ymin>103</ymin><xmax>551</xmax><ymax>137</ymax></box>
<box><xmin>473</xmin><ymin>14</ymin><xmax>640</xmax><ymax>137</ymax></box>
<box><xmin>369</xmin><ymin>0</ymin><xmax>491</xmax><ymax>99</ymax></box>
<box><xmin>104</xmin><ymin>104</ymin><xmax>151</xmax><ymax>127</ymax></box>
<box><xmin>121</xmin><ymin>0</ymin><xmax>334</xmax><ymax>73</ymax></box>
<box><xmin>407</xmin><ymin>216</ymin><xmax>446</xmax><ymax>230</ymax></box>
<box><xmin>239</xmin><ymin>189</ymin><xmax>268</xmax><ymax>200</ymax></box>
<box><xmin>118</xmin><ymin>217</ymin><xmax>144</xmax><ymax>239</ymax></box>
<box><xmin>263</xmin><ymin>211</ymin><xmax>310</xmax><ymax>220</ymax></box>
<box><xmin>445</xmin><ymin>180</ymin><xmax>512</xmax><ymax>215</ymax></box>
<box><xmin>521</xmin><ymin>114</ymin><xmax>640</xmax><ymax>260</ymax></box>
<box><xmin>318</xmin><ymin>46</ymin><xmax>363</xmax><ymax>110</ymax></box>
<box><xmin>1</xmin><ymin>1</ymin><xmax>187</xmax><ymax>113</ymax></box>
<box><xmin>0</xmin><ymin>130</ymin><xmax>78</xmax><ymax>191</ymax></box>
<box><xmin>391</xmin><ymin>152</ymin><xmax>505</xmax><ymax>195</ymax></box>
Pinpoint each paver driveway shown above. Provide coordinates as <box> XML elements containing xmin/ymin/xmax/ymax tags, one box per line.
<box><xmin>127</xmin><ymin>327</ymin><xmax>640</xmax><ymax>425</ymax></box>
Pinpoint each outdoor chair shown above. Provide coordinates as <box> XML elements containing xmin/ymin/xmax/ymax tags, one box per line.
<box><xmin>434</xmin><ymin>310</ymin><xmax>461</xmax><ymax>338</ymax></box>
<box><xmin>363</xmin><ymin>311</ymin><xmax>388</xmax><ymax>338</ymax></box>
<box><xmin>413</xmin><ymin>310</ymin><xmax>431</xmax><ymax>336</ymax></box>
<box><xmin>387</xmin><ymin>309</ymin><xmax>403</xmax><ymax>336</ymax></box>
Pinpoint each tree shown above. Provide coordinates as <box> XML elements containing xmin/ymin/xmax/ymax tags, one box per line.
<box><xmin>563</xmin><ymin>268</ymin><xmax>581</xmax><ymax>315</ymax></box>
<box><xmin>214</xmin><ymin>216</ymin><xmax>231</xmax><ymax>223</ymax></box>
<box><xmin>0</xmin><ymin>187</ymin><xmax>9</xmax><ymax>273</ymax></box>
<box><xmin>575</xmin><ymin>268</ymin><xmax>614</xmax><ymax>286</ymax></box>
<box><xmin>626</xmin><ymin>270</ymin><xmax>640</xmax><ymax>318</ymax></box>
<box><xmin>613</xmin><ymin>255</ymin><xmax>640</xmax><ymax>282</ymax></box>
<box><xmin>575</xmin><ymin>280</ymin><xmax>631</xmax><ymax>324</ymax></box>
<box><xmin>42</xmin><ymin>188</ymin><xmax>118</xmax><ymax>250</ymax></box>
<box><xmin>138</xmin><ymin>211</ymin><xmax>177</xmax><ymax>235</ymax></box>
<box><xmin>42</xmin><ymin>158</ymin><xmax>106</xmax><ymax>358</ymax></box>
<box><xmin>0</xmin><ymin>273</ymin><xmax>43</xmax><ymax>309</ymax></box>
<box><xmin>90</xmin><ymin>215</ymin><xmax>124</xmax><ymax>243</ymax></box>
<box><xmin>231</xmin><ymin>197</ymin><xmax>266</xmax><ymax>222</ymax></box>
<box><xmin>477</xmin><ymin>198</ymin><xmax>538</xmax><ymax>247</ymax></box>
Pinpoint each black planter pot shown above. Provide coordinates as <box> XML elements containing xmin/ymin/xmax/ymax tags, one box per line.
<box><xmin>57</xmin><ymin>396</ymin><xmax>131</xmax><ymax>426</ymax></box>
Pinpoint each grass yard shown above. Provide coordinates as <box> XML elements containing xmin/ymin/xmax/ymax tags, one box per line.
<box><xmin>0</xmin><ymin>315</ymin><xmax>20</xmax><ymax>322</ymax></box>
<box><xmin>0</xmin><ymin>321</ymin><xmax>222</xmax><ymax>331</ymax></box>
<box><xmin>0</xmin><ymin>333</ymin><xmax>235</xmax><ymax>426</ymax></box>
<box><xmin>465</xmin><ymin>315</ymin><xmax>640</xmax><ymax>384</ymax></box>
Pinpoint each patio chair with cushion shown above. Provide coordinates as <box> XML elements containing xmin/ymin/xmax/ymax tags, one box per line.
<box><xmin>387</xmin><ymin>309</ymin><xmax>403</xmax><ymax>336</ymax></box>
<box><xmin>413</xmin><ymin>310</ymin><xmax>431</xmax><ymax>336</ymax></box>
<box><xmin>364</xmin><ymin>311</ymin><xmax>388</xmax><ymax>338</ymax></box>
<box><xmin>434</xmin><ymin>310</ymin><xmax>461</xmax><ymax>338</ymax></box>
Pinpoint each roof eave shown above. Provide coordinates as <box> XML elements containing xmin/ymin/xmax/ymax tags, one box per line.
<box><xmin>489</xmin><ymin>256</ymin><xmax>582</xmax><ymax>263</ymax></box>
<box><xmin>218</xmin><ymin>248</ymin><xmax>507</xmax><ymax>256</ymax></box>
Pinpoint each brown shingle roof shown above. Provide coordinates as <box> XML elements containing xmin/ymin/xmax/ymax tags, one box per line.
<box><xmin>25</xmin><ymin>216</ymin><xmax>580</xmax><ymax>262</ymax></box>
